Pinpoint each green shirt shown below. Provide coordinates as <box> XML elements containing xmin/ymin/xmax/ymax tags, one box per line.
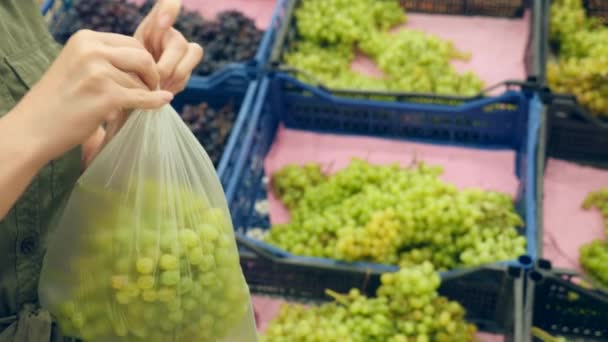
<box><xmin>0</xmin><ymin>0</ymin><xmax>81</xmax><ymax>331</ymax></box>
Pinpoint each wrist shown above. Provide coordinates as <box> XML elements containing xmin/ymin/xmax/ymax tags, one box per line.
<box><xmin>2</xmin><ymin>104</ymin><xmax>51</xmax><ymax>170</ymax></box>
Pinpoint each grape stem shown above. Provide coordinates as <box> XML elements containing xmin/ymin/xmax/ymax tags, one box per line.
<box><xmin>324</xmin><ymin>289</ymin><xmax>351</xmax><ymax>305</ymax></box>
<box><xmin>531</xmin><ymin>327</ymin><xmax>564</xmax><ymax>342</ymax></box>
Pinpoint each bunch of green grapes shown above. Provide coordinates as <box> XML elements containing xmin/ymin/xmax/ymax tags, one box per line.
<box><xmin>49</xmin><ymin>183</ymin><xmax>251</xmax><ymax>342</ymax></box>
<box><xmin>549</xmin><ymin>0</ymin><xmax>590</xmax><ymax>44</ymax></box>
<box><xmin>268</xmin><ymin>159</ymin><xmax>526</xmax><ymax>271</ymax></box>
<box><xmin>284</xmin><ymin>0</ymin><xmax>484</xmax><ymax>96</ymax></box>
<box><xmin>362</xmin><ymin>31</ymin><xmax>483</xmax><ymax>96</ymax></box>
<box><xmin>548</xmin><ymin>0</ymin><xmax>608</xmax><ymax>117</ymax></box>
<box><xmin>295</xmin><ymin>0</ymin><xmax>405</xmax><ymax>45</ymax></box>
<box><xmin>547</xmin><ymin>57</ymin><xmax>608</xmax><ymax>115</ymax></box>
<box><xmin>579</xmin><ymin>189</ymin><xmax>608</xmax><ymax>287</ymax></box>
<box><xmin>262</xmin><ymin>263</ymin><xmax>477</xmax><ymax>342</ymax></box>
<box><xmin>582</xmin><ymin>188</ymin><xmax>608</xmax><ymax>232</ymax></box>
<box><xmin>560</xmin><ymin>29</ymin><xmax>608</xmax><ymax>59</ymax></box>
<box><xmin>284</xmin><ymin>42</ymin><xmax>389</xmax><ymax>91</ymax></box>
<box><xmin>271</xmin><ymin>163</ymin><xmax>326</xmax><ymax>210</ymax></box>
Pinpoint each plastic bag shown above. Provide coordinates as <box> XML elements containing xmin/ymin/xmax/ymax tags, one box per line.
<box><xmin>39</xmin><ymin>104</ymin><xmax>258</xmax><ymax>342</ymax></box>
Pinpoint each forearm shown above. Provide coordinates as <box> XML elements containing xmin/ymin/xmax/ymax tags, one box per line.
<box><xmin>0</xmin><ymin>107</ymin><xmax>47</xmax><ymax>219</ymax></box>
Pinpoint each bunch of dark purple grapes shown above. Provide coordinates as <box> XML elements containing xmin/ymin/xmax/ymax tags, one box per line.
<box><xmin>191</xmin><ymin>10</ymin><xmax>264</xmax><ymax>75</ymax></box>
<box><xmin>180</xmin><ymin>101</ymin><xmax>237</xmax><ymax>166</ymax></box>
<box><xmin>50</xmin><ymin>0</ymin><xmax>264</xmax><ymax>76</ymax></box>
<box><xmin>144</xmin><ymin>0</ymin><xmax>265</xmax><ymax>76</ymax></box>
<box><xmin>49</xmin><ymin>0</ymin><xmax>142</xmax><ymax>44</ymax></box>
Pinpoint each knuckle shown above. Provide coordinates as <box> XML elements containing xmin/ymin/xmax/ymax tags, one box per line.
<box><xmin>75</xmin><ymin>43</ymin><xmax>100</xmax><ymax>60</ymax></box>
<box><xmin>128</xmin><ymin>36</ymin><xmax>145</xmax><ymax>49</ymax></box>
<box><xmin>86</xmin><ymin>65</ymin><xmax>106</xmax><ymax>83</ymax></box>
<box><xmin>102</xmin><ymin>92</ymin><xmax>120</xmax><ymax>108</ymax></box>
<box><xmin>173</xmin><ymin>69</ymin><xmax>189</xmax><ymax>83</ymax></box>
<box><xmin>172</xmin><ymin>32</ymin><xmax>188</xmax><ymax>52</ymax></box>
<box><xmin>171</xmin><ymin>28</ymin><xmax>186</xmax><ymax>41</ymax></box>
<box><xmin>82</xmin><ymin>46</ymin><xmax>100</xmax><ymax>60</ymax></box>
<box><xmin>159</xmin><ymin>65</ymin><xmax>173</xmax><ymax>79</ymax></box>
<box><xmin>72</xmin><ymin>29</ymin><xmax>92</xmax><ymax>41</ymax></box>
<box><xmin>136</xmin><ymin>51</ymin><xmax>154</xmax><ymax>69</ymax></box>
<box><xmin>178</xmin><ymin>33</ymin><xmax>189</xmax><ymax>47</ymax></box>
<box><xmin>190</xmin><ymin>43</ymin><xmax>204</xmax><ymax>56</ymax></box>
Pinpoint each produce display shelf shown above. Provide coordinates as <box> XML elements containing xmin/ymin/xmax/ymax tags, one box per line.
<box><xmin>542</xmin><ymin>0</ymin><xmax>608</xmax><ymax>166</ymax></box>
<box><xmin>41</xmin><ymin>0</ymin><xmax>288</xmax><ymax>85</ymax></box>
<box><xmin>267</xmin><ymin>0</ymin><xmax>545</xmax><ymax>107</ymax></box>
<box><xmin>524</xmin><ymin>262</ymin><xmax>608</xmax><ymax>342</ymax></box>
<box><xmin>223</xmin><ymin>73</ymin><xmax>542</xmax><ymax>332</ymax></box>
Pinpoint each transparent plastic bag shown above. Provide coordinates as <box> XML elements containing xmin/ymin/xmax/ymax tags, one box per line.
<box><xmin>39</xmin><ymin>105</ymin><xmax>258</xmax><ymax>342</ymax></box>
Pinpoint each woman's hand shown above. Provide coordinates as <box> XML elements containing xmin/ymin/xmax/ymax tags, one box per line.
<box><xmin>84</xmin><ymin>0</ymin><xmax>205</xmax><ymax>166</ymax></box>
<box><xmin>0</xmin><ymin>30</ymin><xmax>172</xmax><ymax>217</ymax></box>
<box><xmin>13</xmin><ymin>29</ymin><xmax>173</xmax><ymax>162</ymax></box>
<box><xmin>135</xmin><ymin>0</ymin><xmax>204</xmax><ymax>93</ymax></box>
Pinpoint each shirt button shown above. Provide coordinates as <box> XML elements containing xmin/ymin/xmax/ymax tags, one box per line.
<box><xmin>20</xmin><ymin>237</ymin><xmax>37</xmax><ymax>255</ymax></box>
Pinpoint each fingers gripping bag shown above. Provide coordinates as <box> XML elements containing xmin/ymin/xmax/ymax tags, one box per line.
<box><xmin>39</xmin><ymin>104</ymin><xmax>258</xmax><ymax>342</ymax></box>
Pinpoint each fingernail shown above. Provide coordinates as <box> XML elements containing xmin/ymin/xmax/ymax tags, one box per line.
<box><xmin>159</xmin><ymin>14</ymin><xmax>171</xmax><ymax>28</ymax></box>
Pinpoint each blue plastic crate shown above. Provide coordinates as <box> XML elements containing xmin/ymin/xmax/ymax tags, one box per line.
<box><xmin>540</xmin><ymin>0</ymin><xmax>608</xmax><ymax>167</ymax></box>
<box><xmin>224</xmin><ymin>74</ymin><xmax>541</xmax><ymax>332</ymax></box>
<box><xmin>525</xmin><ymin>264</ymin><xmax>608</xmax><ymax>342</ymax></box>
<box><xmin>225</xmin><ymin>73</ymin><xmax>540</xmax><ymax>269</ymax></box>
<box><xmin>41</xmin><ymin>0</ymin><xmax>56</xmax><ymax>15</ymax></box>
<box><xmin>267</xmin><ymin>0</ymin><xmax>545</xmax><ymax>103</ymax></box>
<box><xmin>242</xmin><ymin>254</ymin><xmax>527</xmax><ymax>337</ymax></box>
<box><xmin>169</xmin><ymin>65</ymin><xmax>259</xmax><ymax>188</ymax></box>
<box><xmin>41</xmin><ymin>0</ymin><xmax>288</xmax><ymax>83</ymax></box>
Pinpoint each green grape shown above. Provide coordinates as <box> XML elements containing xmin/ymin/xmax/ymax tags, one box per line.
<box><xmin>295</xmin><ymin>0</ymin><xmax>405</xmax><ymax>45</ymax></box>
<box><xmin>262</xmin><ymin>264</ymin><xmax>477</xmax><ymax>342</ymax></box>
<box><xmin>580</xmin><ymin>240</ymin><xmax>608</xmax><ymax>287</ymax></box>
<box><xmin>135</xmin><ymin>257</ymin><xmax>155</xmax><ymax>275</ymax></box>
<box><xmin>363</xmin><ymin>30</ymin><xmax>483</xmax><ymax>96</ymax></box>
<box><xmin>48</xmin><ymin>184</ymin><xmax>251</xmax><ymax>342</ymax></box>
<box><xmin>549</xmin><ymin>0</ymin><xmax>608</xmax><ymax>116</ymax></box>
<box><xmin>266</xmin><ymin>159</ymin><xmax>526</xmax><ymax>270</ymax></box>
<box><xmin>178</xmin><ymin>228</ymin><xmax>200</xmax><ymax>248</ymax></box>
<box><xmin>579</xmin><ymin>189</ymin><xmax>608</xmax><ymax>287</ymax></box>
<box><xmin>159</xmin><ymin>254</ymin><xmax>179</xmax><ymax>270</ymax></box>
<box><xmin>284</xmin><ymin>0</ymin><xmax>483</xmax><ymax>96</ymax></box>
<box><xmin>547</xmin><ymin>57</ymin><xmax>608</xmax><ymax>116</ymax></box>
<box><xmin>272</xmin><ymin>162</ymin><xmax>327</xmax><ymax>209</ymax></box>
<box><xmin>160</xmin><ymin>270</ymin><xmax>180</xmax><ymax>286</ymax></box>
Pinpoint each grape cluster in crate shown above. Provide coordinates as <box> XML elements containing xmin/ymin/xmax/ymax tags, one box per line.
<box><xmin>48</xmin><ymin>0</ymin><xmax>263</xmax><ymax>76</ymax></box>
<box><xmin>280</xmin><ymin>0</ymin><xmax>483</xmax><ymax>95</ymax></box>
<box><xmin>267</xmin><ymin>160</ymin><xmax>525</xmax><ymax>270</ymax></box>
<box><xmin>579</xmin><ymin>190</ymin><xmax>608</xmax><ymax>288</ymax></box>
<box><xmin>180</xmin><ymin>101</ymin><xmax>237</xmax><ymax>166</ymax></box>
<box><xmin>262</xmin><ymin>263</ymin><xmax>477</xmax><ymax>342</ymax></box>
<box><xmin>547</xmin><ymin>0</ymin><xmax>608</xmax><ymax>117</ymax></box>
